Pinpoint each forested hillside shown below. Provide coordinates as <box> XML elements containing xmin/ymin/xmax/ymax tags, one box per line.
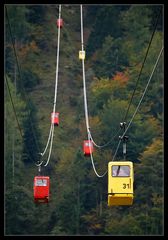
<box><xmin>5</xmin><ymin>4</ymin><xmax>164</xmax><ymax>236</ymax></box>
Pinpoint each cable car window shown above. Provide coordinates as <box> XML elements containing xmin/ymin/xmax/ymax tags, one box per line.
<box><xmin>35</xmin><ymin>179</ymin><xmax>47</xmax><ymax>186</ymax></box>
<box><xmin>112</xmin><ymin>165</ymin><xmax>130</xmax><ymax>177</ymax></box>
<box><xmin>85</xmin><ymin>142</ymin><xmax>92</xmax><ymax>146</ymax></box>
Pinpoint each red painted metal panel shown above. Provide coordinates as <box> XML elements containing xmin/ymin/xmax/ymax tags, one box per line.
<box><xmin>57</xmin><ymin>18</ymin><xmax>63</xmax><ymax>28</ymax></box>
<box><xmin>83</xmin><ymin>140</ymin><xmax>94</xmax><ymax>156</ymax></box>
<box><xmin>51</xmin><ymin>112</ymin><xmax>59</xmax><ymax>126</ymax></box>
<box><xmin>34</xmin><ymin>176</ymin><xmax>50</xmax><ymax>203</ymax></box>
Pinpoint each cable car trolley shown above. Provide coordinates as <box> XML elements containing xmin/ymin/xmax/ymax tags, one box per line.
<box><xmin>57</xmin><ymin>18</ymin><xmax>63</xmax><ymax>28</ymax></box>
<box><xmin>33</xmin><ymin>176</ymin><xmax>50</xmax><ymax>203</ymax></box>
<box><xmin>83</xmin><ymin>140</ymin><xmax>94</xmax><ymax>156</ymax></box>
<box><xmin>79</xmin><ymin>50</ymin><xmax>85</xmax><ymax>60</ymax></box>
<box><xmin>51</xmin><ymin>112</ymin><xmax>59</xmax><ymax>126</ymax></box>
<box><xmin>108</xmin><ymin>161</ymin><xmax>134</xmax><ymax>206</ymax></box>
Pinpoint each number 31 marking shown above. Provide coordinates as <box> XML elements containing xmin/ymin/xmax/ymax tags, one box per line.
<box><xmin>123</xmin><ymin>183</ymin><xmax>130</xmax><ymax>189</ymax></box>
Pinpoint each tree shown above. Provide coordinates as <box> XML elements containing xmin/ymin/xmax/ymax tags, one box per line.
<box><xmin>91</xmin><ymin>36</ymin><xmax>129</xmax><ymax>78</ymax></box>
<box><xmin>120</xmin><ymin>5</ymin><xmax>152</xmax><ymax>65</ymax></box>
<box><xmin>5</xmin><ymin>5</ymin><xmax>32</xmax><ymax>44</ymax></box>
<box><xmin>5</xmin><ymin>76</ymin><xmax>30</xmax><ymax>234</ymax></box>
<box><xmin>133</xmin><ymin>138</ymin><xmax>163</xmax><ymax>234</ymax></box>
<box><xmin>86</xmin><ymin>5</ymin><xmax>129</xmax><ymax>56</ymax></box>
<box><xmin>22</xmin><ymin>99</ymin><xmax>42</xmax><ymax>165</ymax></box>
<box><xmin>4</xmin><ymin>4</ymin><xmax>163</xmax><ymax>236</ymax></box>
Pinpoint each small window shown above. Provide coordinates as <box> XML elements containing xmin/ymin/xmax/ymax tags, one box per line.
<box><xmin>85</xmin><ymin>142</ymin><xmax>92</xmax><ymax>147</ymax></box>
<box><xmin>35</xmin><ymin>179</ymin><xmax>47</xmax><ymax>186</ymax></box>
<box><xmin>112</xmin><ymin>165</ymin><xmax>130</xmax><ymax>177</ymax></box>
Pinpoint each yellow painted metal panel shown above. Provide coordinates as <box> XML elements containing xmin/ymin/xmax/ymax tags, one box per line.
<box><xmin>79</xmin><ymin>50</ymin><xmax>85</xmax><ymax>60</ymax></box>
<box><xmin>108</xmin><ymin>161</ymin><xmax>134</xmax><ymax>206</ymax></box>
<box><xmin>108</xmin><ymin>194</ymin><xmax>133</xmax><ymax>206</ymax></box>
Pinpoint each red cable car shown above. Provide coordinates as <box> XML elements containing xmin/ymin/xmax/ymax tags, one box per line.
<box><xmin>83</xmin><ymin>140</ymin><xmax>94</xmax><ymax>156</ymax></box>
<box><xmin>34</xmin><ymin>176</ymin><xmax>50</xmax><ymax>203</ymax></box>
<box><xmin>57</xmin><ymin>18</ymin><xmax>63</xmax><ymax>28</ymax></box>
<box><xmin>51</xmin><ymin>112</ymin><xmax>59</xmax><ymax>126</ymax></box>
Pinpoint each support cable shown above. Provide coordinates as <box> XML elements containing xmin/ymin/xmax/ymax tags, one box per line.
<box><xmin>80</xmin><ymin>5</ymin><xmax>90</xmax><ymax>134</ymax></box>
<box><xmin>121</xmin><ymin>46</ymin><xmax>163</xmax><ymax>139</ymax></box>
<box><xmin>88</xmin><ymin>132</ymin><xmax>108</xmax><ymax>177</ymax></box>
<box><xmin>5</xmin><ymin>75</ymin><xmax>36</xmax><ymax>163</ymax></box>
<box><xmin>122</xmin><ymin>7</ymin><xmax>162</xmax><ymax>123</ymax></box>
<box><xmin>39</xmin><ymin>124</ymin><xmax>53</xmax><ymax>157</ymax></box>
<box><xmin>84</xmin><ymin>7</ymin><xmax>162</xmax><ymax>149</ymax></box>
<box><xmin>39</xmin><ymin>5</ymin><xmax>62</xmax><ymax>167</ymax></box>
<box><xmin>80</xmin><ymin>4</ymin><xmax>121</xmax><ymax>149</ymax></box>
<box><xmin>112</xmin><ymin>46</ymin><xmax>164</xmax><ymax>161</ymax></box>
<box><xmin>89</xmin><ymin>128</ymin><xmax>121</xmax><ymax>149</ymax></box>
<box><xmin>80</xmin><ymin>5</ymin><xmax>107</xmax><ymax>177</ymax></box>
<box><xmin>5</xmin><ymin>75</ymin><xmax>24</xmax><ymax>141</ymax></box>
<box><xmin>111</xmin><ymin>8</ymin><xmax>162</xmax><ymax>162</ymax></box>
<box><xmin>12</xmin><ymin>59</ymin><xmax>17</xmax><ymax>188</ymax></box>
<box><xmin>5</xmin><ymin>5</ymin><xmax>41</xmax><ymax>154</ymax></box>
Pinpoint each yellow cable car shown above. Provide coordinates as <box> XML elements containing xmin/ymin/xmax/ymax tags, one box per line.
<box><xmin>108</xmin><ymin>161</ymin><xmax>134</xmax><ymax>206</ymax></box>
<box><xmin>79</xmin><ymin>50</ymin><xmax>85</xmax><ymax>60</ymax></box>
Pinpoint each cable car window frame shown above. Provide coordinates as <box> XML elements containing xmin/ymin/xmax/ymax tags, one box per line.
<box><xmin>35</xmin><ymin>179</ymin><xmax>47</xmax><ymax>186</ymax></box>
<box><xmin>112</xmin><ymin>165</ymin><xmax>130</xmax><ymax>177</ymax></box>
